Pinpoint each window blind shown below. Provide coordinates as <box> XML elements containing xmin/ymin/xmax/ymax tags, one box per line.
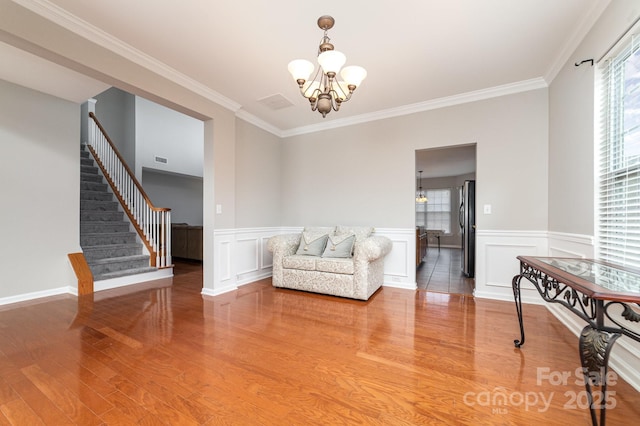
<box><xmin>597</xmin><ymin>33</ymin><xmax>640</xmax><ymax>267</ymax></box>
<box><xmin>425</xmin><ymin>188</ymin><xmax>451</xmax><ymax>234</ymax></box>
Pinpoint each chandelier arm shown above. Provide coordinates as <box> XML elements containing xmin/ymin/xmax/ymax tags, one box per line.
<box><xmin>334</xmin><ymin>79</ymin><xmax>353</xmax><ymax>103</ymax></box>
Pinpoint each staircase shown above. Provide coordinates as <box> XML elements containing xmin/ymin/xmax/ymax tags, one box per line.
<box><xmin>80</xmin><ymin>144</ymin><xmax>156</xmax><ymax>281</ymax></box>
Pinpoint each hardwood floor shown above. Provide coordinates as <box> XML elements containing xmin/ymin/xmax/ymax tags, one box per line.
<box><xmin>0</xmin><ymin>260</ymin><xmax>639</xmax><ymax>424</ymax></box>
<box><xmin>417</xmin><ymin>247</ymin><xmax>474</xmax><ymax>295</ymax></box>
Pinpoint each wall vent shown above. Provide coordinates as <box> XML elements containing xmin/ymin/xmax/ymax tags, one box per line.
<box><xmin>154</xmin><ymin>156</ymin><xmax>168</xmax><ymax>164</ymax></box>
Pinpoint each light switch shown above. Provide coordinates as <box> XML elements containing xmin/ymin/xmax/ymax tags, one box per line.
<box><xmin>483</xmin><ymin>204</ymin><xmax>492</xmax><ymax>214</ymax></box>
<box><xmin>216</xmin><ymin>204</ymin><xmax>222</xmax><ymax>214</ymax></box>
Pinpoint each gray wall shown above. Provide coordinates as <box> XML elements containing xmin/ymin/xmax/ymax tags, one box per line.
<box><xmin>135</xmin><ymin>96</ymin><xmax>204</xmax><ymax>179</ymax></box>
<box><xmin>235</xmin><ymin>119</ymin><xmax>282</xmax><ymax>228</ymax></box>
<box><xmin>281</xmin><ymin>90</ymin><xmax>548</xmax><ymax>232</ymax></box>
<box><xmin>142</xmin><ymin>170</ymin><xmax>203</xmax><ymax>226</ymax></box>
<box><xmin>0</xmin><ymin>79</ymin><xmax>80</xmax><ymax>298</ymax></box>
<box><xmin>94</xmin><ymin>87</ymin><xmax>136</xmax><ymax>166</ymax></box>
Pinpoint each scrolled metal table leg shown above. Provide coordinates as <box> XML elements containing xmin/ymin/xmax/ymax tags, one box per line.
<box><xmin>579</xmin><ymin>325</ymin><xmax>621</xmax><ymax>426</ymax></box>
<box><xmin>512</xmin><ymin>274</ymin><xmax>525</xmax><ymax>348</ymax></box>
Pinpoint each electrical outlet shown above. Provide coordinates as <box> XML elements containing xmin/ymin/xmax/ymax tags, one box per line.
<box><xmin>484</xmin><ymin>204</ymin><xmax>492</xmax><ymax>214</ymax></box>
<box><xmin>216</xmin><ymin>204</ymin><xmax>222</xmax><ymax>214</ymax></box>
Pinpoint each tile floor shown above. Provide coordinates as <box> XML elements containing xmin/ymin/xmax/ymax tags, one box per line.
<box><xmin>416</xmin><ymin>247</ymin><xmax>474</xmax><ymax>294</ymax></box>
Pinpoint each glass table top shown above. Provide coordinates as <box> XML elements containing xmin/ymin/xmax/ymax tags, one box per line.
<box><xmin>536</xmin><ymin>257</ymin><xmax>640</xmax><ymax>295</ymax></box>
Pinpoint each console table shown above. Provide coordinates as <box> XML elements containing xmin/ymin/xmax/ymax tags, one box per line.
<box><xmin>512</xmin><ymin>256</ymin><xmax>640</xmax><ymax>426</ymax></box>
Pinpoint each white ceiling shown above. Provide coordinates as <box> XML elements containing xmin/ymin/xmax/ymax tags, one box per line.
<box><xmin>416</xmin><ymin>145</ymin><xmax>477</xmax><ymax>179</ymax></box>
<box><xmin>1</xmin><ymin>0</ymin><xmax>608</xmax><ymax>138</ymax></box>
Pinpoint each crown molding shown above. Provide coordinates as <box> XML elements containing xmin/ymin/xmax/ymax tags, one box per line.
<box><xmin>544</xmin><ymin>0</ymin><xmax>611</xmax><ymax>84</ymax></box>
<box><xmin>13</xmin><ymin>0</ymin><xmax>242</xmax><ymax>112</ymax></box>
<box><xmin>235</xmin><ymin>109</ymin><xmax>284</xmax><ymax>137</ymax></box>
<box><xmin>279</xmin><ymin>77</ymin><xmax>548</xmax><ymax>138</ymax></box>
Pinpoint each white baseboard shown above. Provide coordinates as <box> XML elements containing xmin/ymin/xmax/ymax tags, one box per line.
<box><xmin>0</xmin><ymin>287</ymin><xmax>71</xmax><ymax>307</ymax></box>
<box><xmin>0</xmin><ymin>267</ymin><xmax>174</xmax><ymax>306</ymax></box>
<box><xmin>384</xmin><ymin>281</ymin><xmax>417</xmax><ymax>290</ymax></box>
<box><xmin>94</xmin><ymin>268</ymin><xmax>174</xmax><ymax>292</ymax></box>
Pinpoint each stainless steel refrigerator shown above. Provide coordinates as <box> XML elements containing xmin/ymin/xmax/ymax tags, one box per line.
<box><xmin>459</xmin><ymin>180</ymin><xmax>475</xmax><ymax>278</ymax></box>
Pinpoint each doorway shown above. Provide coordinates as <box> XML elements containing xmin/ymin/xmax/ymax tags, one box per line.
<box><xmin>415</xmin><ymin>144</ymin><xmax>477</xmax><ymax>295</ymax></box>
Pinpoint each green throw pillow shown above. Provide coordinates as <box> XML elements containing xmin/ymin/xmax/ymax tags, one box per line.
<box><xmin>296</xmin><ymin>232</ymin><xmax>329</xmax><ymax>256</ymax></box>
<box><xmin>322</xmin><ymin>233</ymin><xmax>356</xmax><ymax>258</ymax></box>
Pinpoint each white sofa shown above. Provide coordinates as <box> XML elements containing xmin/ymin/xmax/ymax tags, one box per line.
<box><xmin>267</xmin><ymin>226</ymin><xmax>392</xmax><ymax>300</ymax></box>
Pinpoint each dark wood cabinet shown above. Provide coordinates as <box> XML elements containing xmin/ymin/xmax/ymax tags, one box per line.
<box><xmin>172</xmin><ymin>224</ymin><xmax>203</xmax><ymax>261</ymax></box>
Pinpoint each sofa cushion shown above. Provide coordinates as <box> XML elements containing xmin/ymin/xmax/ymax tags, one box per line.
<box><xmin>316</xmin><ymin>258</ymin><xmax>355</xmax><ymax>275</ymax></box>
<box><xmin>322</xmin><ymin>233</ymin><xmax>355</xmax><ymax>258</ymax></box>
<box><xmin>303</xmin><ymin>226</ymin><xmax>336</xmax><ymax>234</ymax></box>
<box><xmin>283</xmin><ymin>255</ymin><xmax>317</xmax><ymax>271</ymax></box>
<box><xmin>296</xmin><ymin>231</ymin><xmax>329</xmax><ymax>256</ymax></box>
<box><xmin>336</xmin><ymin>226</ymin><xmax>374</xmax><ymax>242</ymax></box>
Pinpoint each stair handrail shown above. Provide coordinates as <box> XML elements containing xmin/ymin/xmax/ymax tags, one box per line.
<box><xmin>87</xmin><ymin>112</ymin><xmax>171</xmax><ymax>268</ymax></box>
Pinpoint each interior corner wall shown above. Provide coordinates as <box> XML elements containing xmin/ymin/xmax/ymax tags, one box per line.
<box><xmin>235</xmin><ymin>119</ymin><xmax>282</xmax><ymax>228</ymax></box>
<box><xmin>93</xmin><ymin>87</ymin><xmax>136</xmax><ymax>167</ymax></box>
<box><xmin>135</xmin><ymin>96</ymin><xmax>204</xmax><ymax>179</ymax></box>
<box><xmin>548</xmin><ymin>0</ymin><xmax>640</xmax><ymax>238</ymax></box>
<box><xmin>0</xmin><ymin>79</ymin><xmax>80</xmax><ymax>299</ymax></box>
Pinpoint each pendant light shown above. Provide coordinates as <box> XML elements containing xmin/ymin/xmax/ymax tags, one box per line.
<box><xmin>416</xmin><ymin>170</ymin><xmax>428</xmax><ymax>203</ymax></box>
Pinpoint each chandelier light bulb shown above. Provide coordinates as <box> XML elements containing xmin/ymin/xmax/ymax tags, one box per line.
<box><xmin>341</xmin><ymin>65</ymin><xmax>367</xmax><ymax>88</ymax></box>
<box><xmin>334</xmin><ymin>81</ymin><xmax>351</xmax><ymax>101</ymax></box>
<box><xmin>303</xmin><ymin>81</ymin><xmax>321</xmax><ymax>99</ymax></box>
<box><xmin>288</xmin><ymin>59</ymin><xmax>315</xmax><ymax>83</ymax></box>
<box><xmin>317</xmin><ymin>50</ymin><xmax>346</xmax><ymax>75</ymax></box>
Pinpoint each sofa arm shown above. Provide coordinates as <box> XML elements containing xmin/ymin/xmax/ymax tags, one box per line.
<box><xmin>267</xmin><ymin>233</ymin><xmax>301</xmax><ymax>256</ymax></box>
<box><xmin>354</xmin><ymin>236</ymin><xmax>393</xmax><ymax>262</ymax></box>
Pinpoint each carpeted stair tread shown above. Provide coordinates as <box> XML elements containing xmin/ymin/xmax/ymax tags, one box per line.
<box><xmin>81</xmin><ymin>222</ymin><xmax>130</xmax><ymax>233</ymax></box>
<box><xmin>80</xmin><ymin>199</ymin><xmax>119</xmax><ymax>211</ymax></box>
<box><xmin>81</xmin><ymin>172</ymin><xmax>103</xmax><ymax>183</ymax></box>
<box><xmin>88</xmin><ymin>254</ymin><xmax>152</xmax><ymax>277</ymax></box>
<box><xmin>93</xmin><ymin>266</ymin><xmax>157</xmax><ymax>281</ymax></box>
<box><xmin>81</xmin><ymin>181</ymin><xmax>108</xmax><ymax>191</ymax></box>
<box><xmin>81</xmin><ymin>165</ymin><xmax>98</xmax><ymax>174</ymax></box>
<box><xmin>81</xmin><ymin>191</ymin><xmax>113</xmax><ymax>201</ymax></box>
<box><xmin>81</xmin><ymin>232</ymin><xmax>137</xmax><ymax>246</ymax></box>
<box><xmin>87</xmin><ymin>254</ymin><xmax>150</xmax><ymax>265</ymax></box>
<box><xmin>83</xmin><ymin>243</ymin><xmax>144</xmax><ymax>261</ymax></box>
<box><xmin>81</xmin><ymin>211</ymin><xmax>124</xmax><ymax>222</ymax></box>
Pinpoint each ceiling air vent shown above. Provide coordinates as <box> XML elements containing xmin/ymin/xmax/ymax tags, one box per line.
<box><xmin>154</xmin><ymin>156</ymin><xmax>168</xmax><ymax>164</ymax></box>
<box><xmin>257</xmin><ymin>93</ymin><xmax>294</xmax><ymax>110</ymax></box>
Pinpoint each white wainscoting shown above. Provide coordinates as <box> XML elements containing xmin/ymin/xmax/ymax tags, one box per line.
<box><xmin>202</xmin><ymin>227</ymin><xmax>284</xmax><ymax>297</ymax></box>
<box><xmin>474</xmin><ymin>230</ymin><xmax>549</xmax><ymax>303</ymax></box>
<box><xmin>376</xmin><ymin>228</ymin><xmax>416</xmax><ymax>290</ymax></box>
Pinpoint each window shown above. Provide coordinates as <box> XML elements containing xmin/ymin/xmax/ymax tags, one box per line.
<box><xmin>425</xmin><ymin>188</ymin><xmax>451</xmax><ymax>234</ymax></box>
<box><xmin>597</xmin><ymin>33</ymin><xmax>640</xmax><ymax>267</ymax></box>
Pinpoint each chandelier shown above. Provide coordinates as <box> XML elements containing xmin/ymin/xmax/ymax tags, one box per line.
<box><xmin>287</xmin><ymin>15</ymin><xmax>367</xmax><ymax>118</ymax></box>
<box><xmin>416</xmin><ymin>171</ymin><xmax>428</xmax><ymax>203</ymax></box>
